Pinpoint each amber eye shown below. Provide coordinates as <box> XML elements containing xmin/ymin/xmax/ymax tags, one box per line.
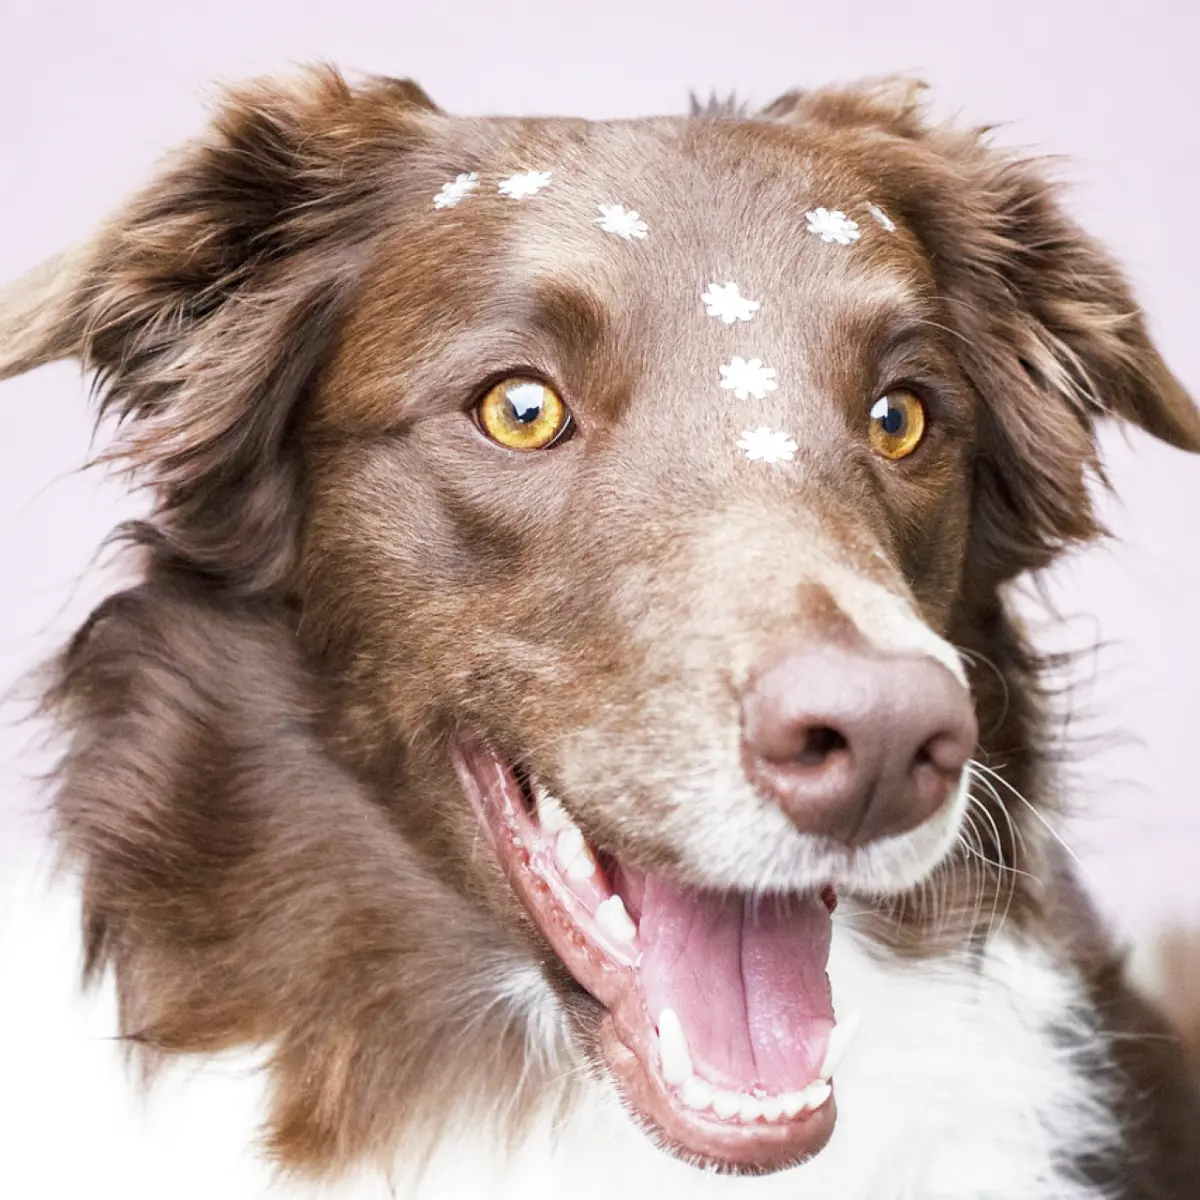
<box><xmin>476</xmin><ymin>378</ymin><xmax>569</xmax><ymax>451</ymax></box>
<box><xmin>868</xmin><ymin>389</ymin><xmax>926</xmax><ymax>460</ymax></box>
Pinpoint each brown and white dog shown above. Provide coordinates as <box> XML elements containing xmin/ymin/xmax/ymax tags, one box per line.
<box><xmin>2</xmin><ymin>69</ymin><xmax>1199</xmax><ymax>1198</ymax></box>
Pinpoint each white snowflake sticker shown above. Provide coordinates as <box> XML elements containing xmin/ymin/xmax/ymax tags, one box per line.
<box><xmin>805</xmin><ymin>207</ymin><xmax>861</xmax><ymax>245</ymax></box>
<box><xmin>719</xmin><ymin>356</ymin><xmax>778</xmax><ymax>401</ymax></box>
<box><xmin>867</xmin><ymin>203</ymin><xmax>896</xmax><ymax>232</ymax></box>
<box><xmin>596</xmin><ymin>204</ymin><xmax>648</xmax><ymax>239</ymax></box>
<box><xmin>432</xmin><ymin>172</ymin><xmax>479</xmax><ymax>209</ymax></box>
<box><xmin>498</xmin><ymin>170</ymin><xmax>553</xmax><ymax>199</ymax></box>
<box><xmin>737</xmin><ymin>427</ymin><xmax>797</xmax><ymax>464</ymax></box>
<box><xmin>702</xmin><ymin>282</ymin><xmax>760</xmax><ymax>324</ymax></box>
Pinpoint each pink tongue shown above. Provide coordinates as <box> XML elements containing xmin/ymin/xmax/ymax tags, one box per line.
<box><xmin>628</xmin><ymin>872</ymin><xmax>835</xmax><ymax>1092</ymax></box>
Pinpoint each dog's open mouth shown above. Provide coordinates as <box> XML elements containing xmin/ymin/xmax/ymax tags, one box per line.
<box><xmin>453</xmin><ymin>738</ymin><xmax>853</xmax><ymax>1171</ymax></box>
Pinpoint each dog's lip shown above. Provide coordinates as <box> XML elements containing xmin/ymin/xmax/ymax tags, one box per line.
<box><xmin>451</xmin><ymin>735</ymin><xmax>839</xmax><ymax>1172</ymax></box>
<box><xmin>598</xmin><ymin>1015</ymin><xmax>838</xmax><ymax>1172</ymax></box>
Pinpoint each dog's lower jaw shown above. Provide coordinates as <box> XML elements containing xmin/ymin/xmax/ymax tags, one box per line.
<box><xmin>453</xmin><ymin>738</ymin><xmax>848</xmax><ymax>1172</ymax></box>
<box><xmin>598</xmin><ymin>1018</ymin><xmax>838</xmax><ymax>1173</ymax></box>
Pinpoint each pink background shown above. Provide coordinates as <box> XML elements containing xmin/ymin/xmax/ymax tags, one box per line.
<box><xmin>1</xmin><ymin>0</ymin><xmax>1198</xmax><ymax>939</ymax></box>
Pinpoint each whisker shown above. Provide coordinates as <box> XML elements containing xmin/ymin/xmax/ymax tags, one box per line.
<box><xmin>972</xmin><ymin>760</ymin><xmax>1086</xmax><ymax>875</ymax></box>
<box><xmin>952</xmin><ymin>644</ymin><xmax>1012</xmax><ymax>734</ymax></box>
<box><xmin>967</xmin><ymin>792</ymin><xmax>1006</xmax><ymax>939</ymax></box>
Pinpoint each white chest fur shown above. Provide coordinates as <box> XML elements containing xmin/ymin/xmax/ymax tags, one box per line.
<box><xmin>1</xmin><ymin>860</ymin><xmax>1114</xmax><ymax>1200</ymax></box>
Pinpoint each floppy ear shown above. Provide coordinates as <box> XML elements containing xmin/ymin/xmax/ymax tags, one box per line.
<box><xmin>764</xmin><ymin>79</ymin><xmax>1200</xmax><ymax>581</ymax></box>
<box><xmin>918</xmin><ymin>128</ymin><xmax>1200</xmax><ymax>581</ymax></box>
<box><xmin>0</xmin><ymin>67</ymin><xmax>438</xmax><ymax>593</ymax></box>
<box><xmin>0</xmin><ymin>249</ymin><xmax>95</xmax><ymax>378</ymax></box>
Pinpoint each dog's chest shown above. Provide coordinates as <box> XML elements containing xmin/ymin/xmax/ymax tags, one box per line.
<box><xmin>3</xmin><ymin>867</ymin><xmax>1114</xmax><ymax>1200</ymax></box>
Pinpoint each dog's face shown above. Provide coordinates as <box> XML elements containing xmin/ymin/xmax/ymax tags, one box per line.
<box><xmin>3</xmin><ymin>71</ymin><xmax>1197</xmax><ymax>1175</ymax></box>
<box><xmin>301</xmin><ymin>114</ymin><xmax>987</xmax><ymax>1165</ymax></box>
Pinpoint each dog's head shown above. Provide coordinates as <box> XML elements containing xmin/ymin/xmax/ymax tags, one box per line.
<box><xmin>4</xmin><ymin>70</ymin><xmax>1197</xmax><ymax>1174</ymax></box>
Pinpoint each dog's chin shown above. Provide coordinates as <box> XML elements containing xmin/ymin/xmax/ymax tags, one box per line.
<box><xmin>452</xmin><ymin>737</ymin><xmax>848</xmax><ymax>1174</ymax></box>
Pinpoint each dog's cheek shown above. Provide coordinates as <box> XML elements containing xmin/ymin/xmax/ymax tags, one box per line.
<box><xmin>294</xmin><ymin>444</ymin><xmax>475</xmax><ymax>743</ymax></box>
<box><xmin>295</xmin><ymin>439</ymin><xmax>587</xmax><ymax>749</ymax></box>
<box><xmin>896</xmin><ymin>472</ymin><xmax>973</xmax><ymax>631</ymax></box>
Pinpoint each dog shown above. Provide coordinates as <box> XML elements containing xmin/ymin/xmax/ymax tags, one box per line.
<box><xmin>2</xmin><ymin>68</ymin><xmax>1199</xmax><ymax>1199</ymax></box>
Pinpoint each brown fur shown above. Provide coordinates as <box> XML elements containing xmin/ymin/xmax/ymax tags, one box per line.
<box><xmin>3</xmin><ymin>67</ymin><xmax>1199</xmax><ymax>1190</ymax></box>
<box><xmin>1142</xmin><ymin>930</ymin><xmax>1200</xmax><ymax>1081</ymax></box>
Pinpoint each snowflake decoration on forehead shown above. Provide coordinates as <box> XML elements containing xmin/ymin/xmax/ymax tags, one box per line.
<box><xmin>867</xmin><ymin>203</ymin><xmax>896</xmax><ymax>233</ymax></box>
<box><xmin>432</xmin><ymin>172</ymin><xmax>479</xmax><ymax>209</ymax></box>
<box><xmin>702</xmin><ymin>282</ymin><xmax>760</xmax><ymax>324</ymax></box>
<box><xmin>498</xmin><ymin>170</ymin><xmax>553</xmax><ymax>199</ymax></box>
<box><xmin>719</xmin><ymin>356</ymin><xmax>777</xmax><ymax>401</ymax></box>
<box><xmin>737</xmin><ymin>427</ymin><xmax>797</xmax><ymax>464</ymax></box>
<box><xmin>596</xmin><ymin>204</ymin><xmax>648</xmax><ymax>239</ymax></box>
<box><xmin>805</xmin><ymin>207</ymin><xmax>861</xmax><ymax>245</ymax></box>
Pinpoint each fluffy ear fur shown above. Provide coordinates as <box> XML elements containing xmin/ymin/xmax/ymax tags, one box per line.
<box><xmin>0</xmin><ymin>249</ymin><xmax>95</xmax><ymax>378</ymax></box>
<box><xmin>759</xmin><ymin>74</ymin><xmax>931</xmax><ymax>141</ymax></box>
<box><xmin>763</xmin><ymin>79</ymin><xmax>1200</xmax><ymax>582</ymax></box>
<box><xmin>0</xmin><ymin>68</ymin><xmax>438</xmax><ymax>593</ymax></box>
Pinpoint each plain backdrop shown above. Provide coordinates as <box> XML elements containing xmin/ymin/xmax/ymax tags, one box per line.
<box><xmin>0</xmin><ymin>0</ymin><xmax>1198</xmax><ymax>947</ymax></box>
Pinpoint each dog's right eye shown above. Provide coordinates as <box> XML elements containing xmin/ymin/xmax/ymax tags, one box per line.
<box><xmin>475</xmin><ymin>378</ymin><xmax>570</xmax><ymax>451</ymax></box>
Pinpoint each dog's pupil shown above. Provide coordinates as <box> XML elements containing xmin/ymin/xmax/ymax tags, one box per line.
<box><xmin>507</xmin><ymin>383</ymin><xmax>545</xmax><ymax>425</ymax></box>
<box><xmin>881</xmin><ymin>406</ymin><xmax>904</xmax><ymax>435</ymax></box>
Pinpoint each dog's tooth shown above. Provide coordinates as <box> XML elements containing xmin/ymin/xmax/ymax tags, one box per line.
<box><xmin>759</xmin><ymin>1094</ymin><xmax>785</xmax><ymax>1122</ymax></box>
<box><xmin>710</xmin><ymin>1090</ymin><xmax>741</xmax><ymax>1120</ymax></box>
<box><xmin>781</xmin><ymin>1090</ymin><xmax>809</xmax><ymax>1119</ymax></box>
<box><xmin>656</xmin><ymin>1009</ymin><xmax>694</xmax><ymax>1086</ymax></box>
<box><xmin>595</xmin><ymin>895</ymin><xmax>637</xmax><ymax>943</ymax></box>
<box><xmin>555</xmin><ymin>825</ymin><xmax>596</xmax><ymax>881</ymax></box>
<box><xmin>566</xmin><ymin>851</ymin><xmax>597</xmax><ymax>882</ymax></box>
<box><xmin>680</xmin><ymin>1076</ymin><xmax>714</xmax><ymax>1112</ymax></box>
<box><xmin>533</xmin><ymin>784</ymin><xmax>571</xmax><ymax>834</ymax></box>
<box><xmin>798</xmin><ymin>1079</ymin><xmax>832</xmax><ymax>1113</ymax></box>
<box><xmin>737</xmin><ymin>1094</ymin><xmax>763</xmax><ymax>1123</ymax></box>
<box><xmin>819</xmin><ymin>1012</ymin><xmax>861</xmax><ymax>1081</ymax></box>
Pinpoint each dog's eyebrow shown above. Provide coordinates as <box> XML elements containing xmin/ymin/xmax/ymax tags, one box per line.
<box><xmin>840</xmin><ymin>276</ymin><xmax>963</xmax><ymax>358</ymax></box>
<box><xmin>879</xmin><ymin>315</ymin><xmax>964</xmax><ymax>356</ymax></box>
<box><xmin>522</xmin><ymin>279</ymin><xmax>610</xmax><ymax>353</ymax></box>
<box><xmin>502</xmin><ymin>277</ymin><xmax>631</xmax><ymax>417</ymax></box>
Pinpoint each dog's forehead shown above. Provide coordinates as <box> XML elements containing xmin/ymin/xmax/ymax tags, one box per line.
<box><xmin>324</xmin><ymin>116</ymin><xmax>939</xmax><ymax>432</ymax></box>
<box><xmin>465</xmin><ymin>117</ymin><xmax>927</xmax><ymax>295</ymax></box>
<box><xmin>471</xmin><ymin>121</ymin><xmax>939</xmax><ymax>414</ymax></box>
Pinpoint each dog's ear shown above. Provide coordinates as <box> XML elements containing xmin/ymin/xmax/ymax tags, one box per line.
<box><xmin>0</xmin><ymin>249</ymin><xmax>95</xmax><ymax>378</ymax></box>
<box><xmin>0</xmin><ymin>67</ymin><xmax>438</xmax><ymax>592</ymax></box>
<box><xmin>765</xmin><ymin>82</ymin><xmax>1200</xmax><ymax>580</ymax></box>
<box><xmin>914</xmin><ymin>131</ymin><xmax>1200</xmax><ymax>580</ymax></box>
<box><xmin>759</xmin><ymin>74</ymin><xmax>931</xmax><ymax>141</ymax></box>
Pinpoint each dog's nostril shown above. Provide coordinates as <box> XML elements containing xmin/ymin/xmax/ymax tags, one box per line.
<box><xmin>797</xmin><ymin>725</ymin><xmax>848</xmax><ymax>767</ymax></box>
<box><xmin>918</xmin><ymin>730</ymin><xmax>972</xmax><ymax>777</ymax></box>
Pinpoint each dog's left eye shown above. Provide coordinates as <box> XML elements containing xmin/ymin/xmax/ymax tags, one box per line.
<box><xmin>475</xmin><ymin>378</ymin><xmax>570</xmax><ymax>451</ymax></box>
<box><xmin>868</xmin><ymin>389</ymin><xmax>926</xmax><ymax>460</ymax></box>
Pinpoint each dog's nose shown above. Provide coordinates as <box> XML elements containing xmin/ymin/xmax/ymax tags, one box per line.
<box><xmin>740</xmin><ymin>644</ymin><xmax>977</xmax><ymax>845</ymax></box>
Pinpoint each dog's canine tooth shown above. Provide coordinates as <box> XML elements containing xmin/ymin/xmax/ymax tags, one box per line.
<box><xmin>555</xmin><ymin>825</ymin><xmax>597</xmax><ymax>881</ymax></box>
<box><xmin>710</xmin><ymin>1090</ymin><xmax>741</xmax><ymax>1120</ymax></box>
<box><xmin>819</xmin><ymin>1011</ymin><xmax>861</xmax><ymax>1080</ymax></box>
<box><xmin>656</xmin><ymin>1008</ymin><xmax>694</xmax><ymax>1085</ymax></box>
<box><xmin>798</xmin><ymin>1078</ymin><xmax>832</xmax><ymax>1112</ymax></box>
<box><xmin>680</xmin><ymin>1075</ymin><xmax>714</xmax><ymax>1112</ymax></box>
<box><xmin>595</xmin><ymin>894</ymin><xmax>637</xmax><ymax>942</ymax></box>
<box><xmin>533</xmin><ymin>783</ymin><xmax>571</xmax><ymax>834</ymax></box>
